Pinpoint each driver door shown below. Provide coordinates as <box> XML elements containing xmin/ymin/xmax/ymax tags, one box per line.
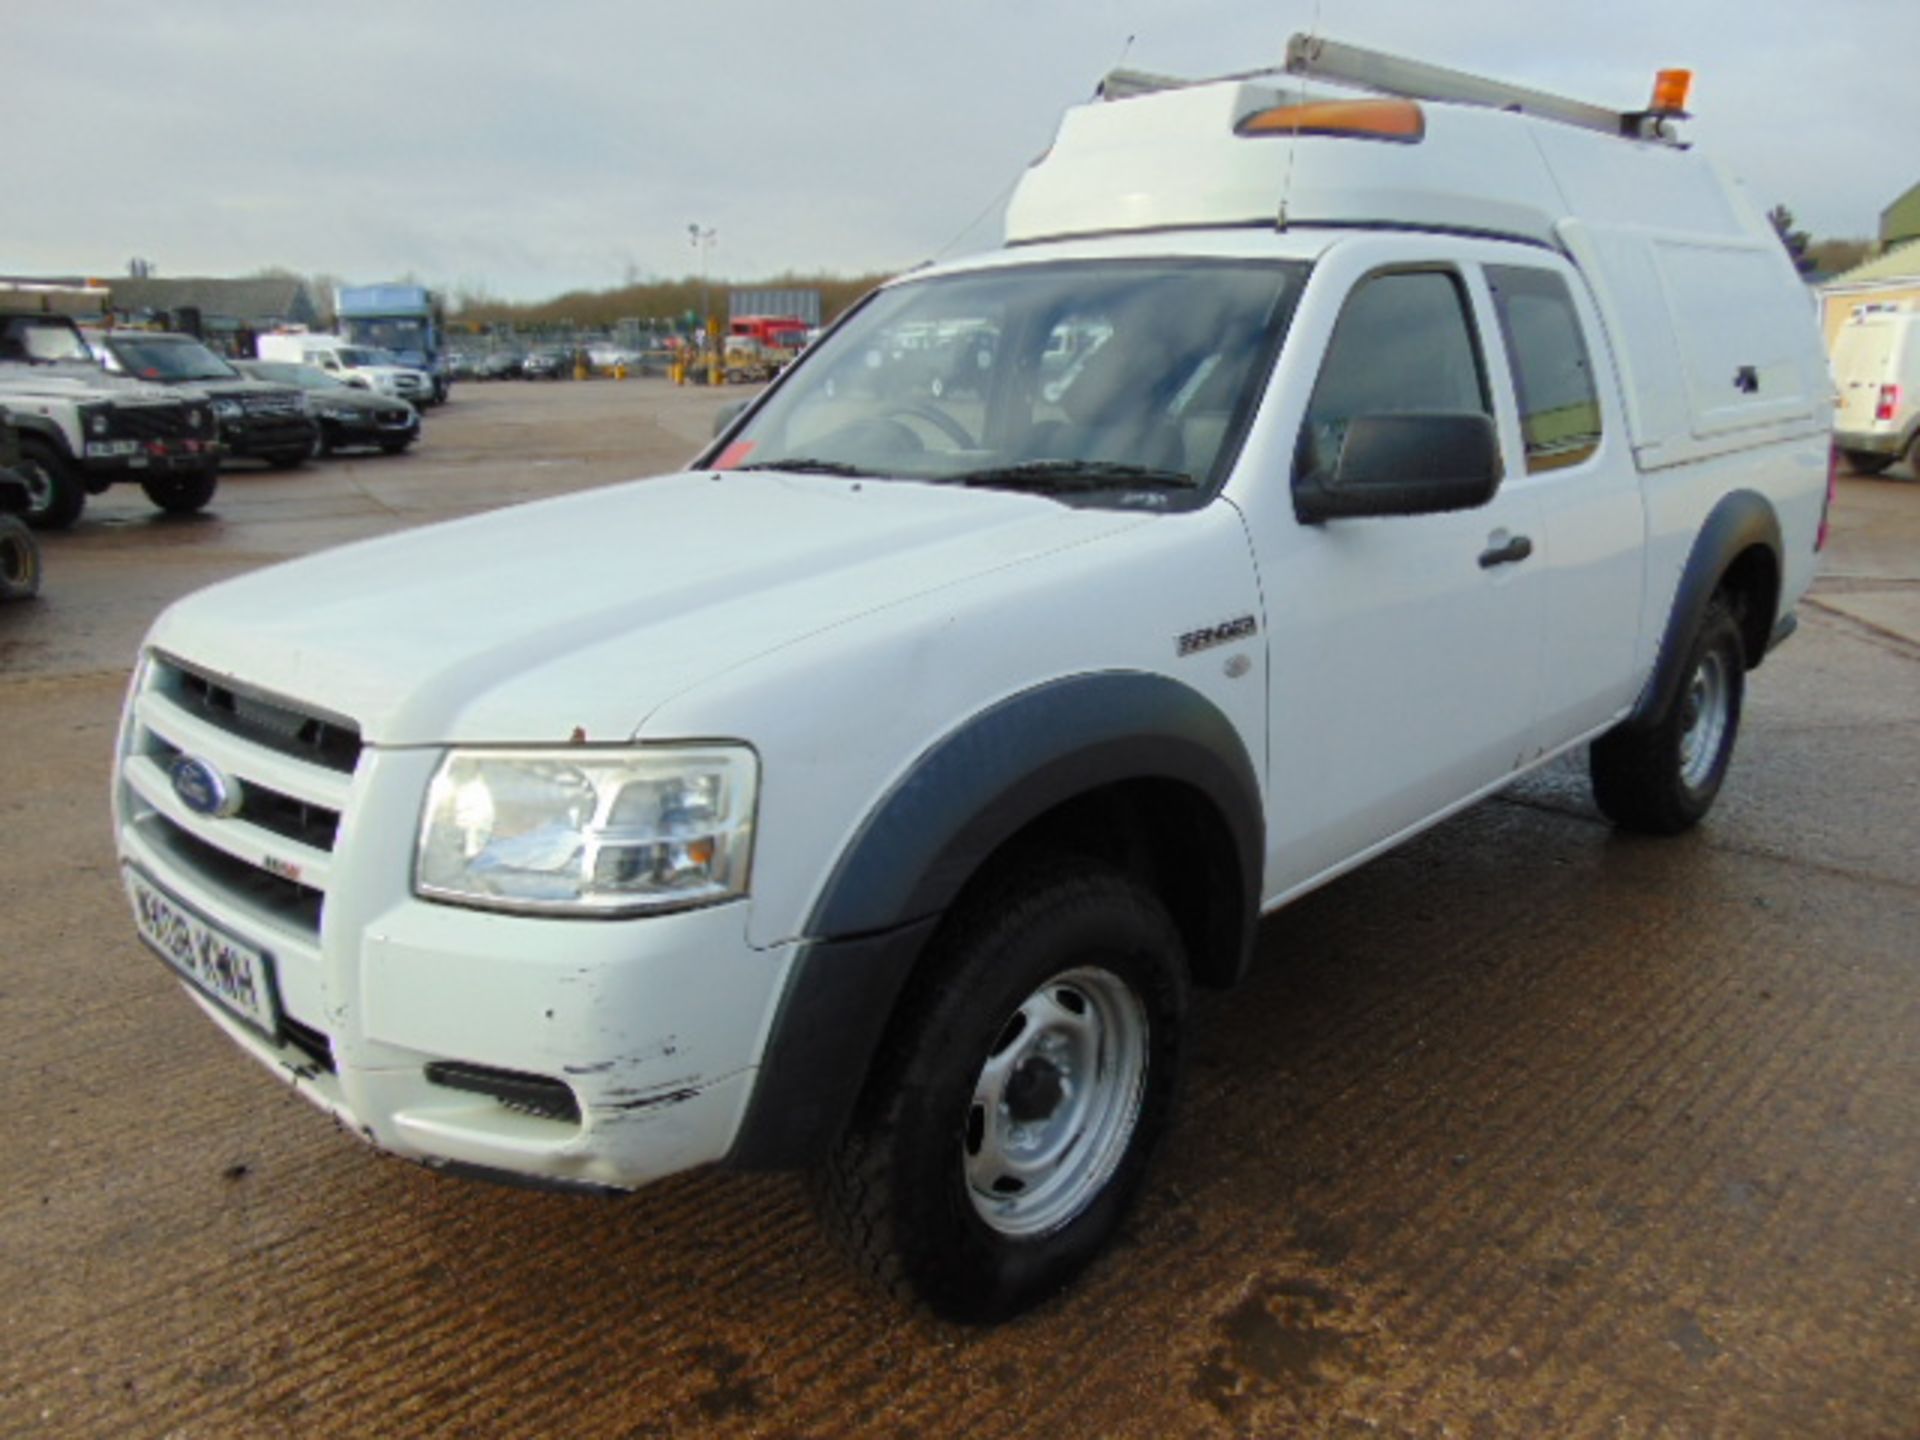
<box><xmin>1251</xmin><ymin>257</ymin><xmax>1546</xmax><ymax>895</ymax></box>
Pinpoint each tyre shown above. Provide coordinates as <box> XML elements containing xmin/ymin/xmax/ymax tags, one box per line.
<box><xmin>141</xmin><ymin>466</ymin><xmax>218</xmax><ymax>516</ymax></box>
<box><xmin>821</xmin><ymin>861</ymin><xmax>1187</xmax><ymax>1324</ymax></box>
<box><xmin>16</xmin><ymin>438</ymin><xmax>86</xmax><ymax>530</ymax></box>
<box><xmin>0</xmin><ymin>514</ymin><xmax>41</xmax><ymax>601</ymax></box>
<box><xmin>265</xmin><ymin>447</ymin><xmax>308</xmax><ymax>471</ymax></box>
<box><xmin>1840</xmin><ymin>449</ymin><xmax>1895</xmax><ymax>476</ymax></box>
<box><xmin>1591</xmin><ymin>594</ymin><xmax>1745</xmax><ymax>834</ymax></box>
<box><xmin>379</xmin><ymin>438</ymin><xmax>414</xmax><ymax>455</ymax></box>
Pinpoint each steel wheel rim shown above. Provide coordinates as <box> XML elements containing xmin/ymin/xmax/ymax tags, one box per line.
<box><xmin>963</xmin><ymin>965</ymin><xmax>1149</xmax><ymax>1238</ymax></box>
<box><xmin>19</xmin><ymin>462</ymin><xmax>52</xmax><ymax>517</ymax></box>
<box><xmin>1678</xmin><ymin>649</ymin><xmax>1730</xmax><ymax>791</ymax></box>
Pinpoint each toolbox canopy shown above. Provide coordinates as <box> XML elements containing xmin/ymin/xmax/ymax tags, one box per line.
<box><xmin>1004</xmin><ymin>38</ymin><xmax>1828</xmax><ymax>470</ymax></box>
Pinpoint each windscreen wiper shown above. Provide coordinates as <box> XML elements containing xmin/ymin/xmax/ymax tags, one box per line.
<box><xmin>949</xmin><ymin>459</ymin><xmax>1198</xmax><ymax>494</ymax></box>
<box><xmin>732</xmin><ymin>458</ymin><xmax>875</xmax><ymax>477</ymax></box>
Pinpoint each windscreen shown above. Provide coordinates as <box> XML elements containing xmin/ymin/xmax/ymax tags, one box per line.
<box><xmin>345</xmin><ymin>318</ymin><xmax>426</xmax><ymax>354</ymax></box>
<box><xmin>110</xmin><ymin>337</ymin><xmax>237</xmax><ymax>382</ymax></box>
<box><xmin>719</xmin><ymin>259</ymin><xmax>1303</xmax><ymax>500</ymax></box>
<box><xmin>2</xmin><ymin>317</ymin><xmax>96</xmax><ymax>364</ymax></box>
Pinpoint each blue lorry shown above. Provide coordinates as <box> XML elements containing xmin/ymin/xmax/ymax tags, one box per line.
<box><xmin>334</xmin><ymin>284</ymin><xmax>449</xmax><ymax>404</ymax></box>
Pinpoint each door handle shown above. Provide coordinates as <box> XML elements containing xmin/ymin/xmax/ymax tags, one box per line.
<box><xmin>1478</xmin><ymin>534</ymin><xmax>1533</xmax><ymax>568</ymax></box>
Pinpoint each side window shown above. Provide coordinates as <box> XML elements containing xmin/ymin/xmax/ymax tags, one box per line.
<box><xmin>1486</xmin><ymin>265</ymin><xmax>1602</xmax><ymax>472</ymax></box>
<box><xmin>1297</xmin><ymin>269</ymin><xmax>1488</xmax><ymax>483</ymax></box>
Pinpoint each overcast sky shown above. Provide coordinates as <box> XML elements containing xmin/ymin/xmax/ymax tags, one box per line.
<box><xmin>9</xmin><ymin>0</ymin><xmax>1915</xmax><ymax>301</ymax></box>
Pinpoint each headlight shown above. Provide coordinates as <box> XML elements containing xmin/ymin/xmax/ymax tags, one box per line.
<box><xmin>211</xmin><ymin>399</ymin><xmax>243</xmax><ymax>419</ymax></box>
<box><xmin>416</xmin><ymin>746</ymin><xmax>757</xmax><ymax>915</ymax></box>
<box><xmin>89</xmin><ymin>413</ymin><xmax>110</xmax><ymax>436</ymax></box>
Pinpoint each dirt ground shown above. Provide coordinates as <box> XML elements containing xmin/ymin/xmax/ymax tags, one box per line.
<box><xmin>2</xmin><ymin>381</ymin><xmax>1915</xmax><ymax>1438</ymax></box>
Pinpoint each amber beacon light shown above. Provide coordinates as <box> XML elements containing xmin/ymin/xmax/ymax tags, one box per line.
<box><xmin>1649</xmin><ymin>69</ymin><xmax>1693</xmax><ymax>116</ymax></box>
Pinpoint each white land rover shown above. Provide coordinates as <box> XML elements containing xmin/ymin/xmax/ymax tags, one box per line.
<box><xmin>113</xmin><ymin>39</ymin><xmax>1833</xmax><ymax>1322</ymax></box>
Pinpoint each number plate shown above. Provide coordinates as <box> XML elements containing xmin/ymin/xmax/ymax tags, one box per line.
<box><xmin>126</xmin><ymin>869</ymin><xmax>279</xmax><ymax>1036</ymax></box>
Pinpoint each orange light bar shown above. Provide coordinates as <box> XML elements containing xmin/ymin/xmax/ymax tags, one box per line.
<box><xmin>1237</xmin><ymin>97</ymin><xmax>1425</xmax><ymax>143</ymax></box>
<box><xmin>1649</xmin><ymin>69</ymin><xmax>1692</xmax><ymax>115</ymax></box>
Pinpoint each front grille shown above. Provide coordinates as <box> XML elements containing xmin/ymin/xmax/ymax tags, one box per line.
<box><xmin>153</xmin><ymin>656</ymin><xmax>361</xmax><ymax>774</ymax></box>
<box><xmin>147</xmin><ymin>736</ymin><xmax>341</xmax><ymax>850</ymax></box>
<box><xmin>145</xmin><ymin>816</ymin><xmax>325</xmax><ymax>934</ymax></box>
<box><xmin>106</xmin><ymin>403</ymin><xmax>198</xmax><ymax>442</ymax></box>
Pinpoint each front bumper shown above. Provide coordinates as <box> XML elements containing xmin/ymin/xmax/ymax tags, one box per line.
<box><xmin>81</xmin><ymin>438</ymin><xmax>218</xmax><ymax>485</ymax></box>
<box><xmin>219</xmin><ymin>414</ymin><xmax>319</xmax><ymax>461</ymax></box>
<box><xmin>318</xmin><ymin>408</ymin><xmax>419</xmax><ymax>450</ymax></box>
<box><xmin>1835</xmin><ymin>429</ymin><xmax>1906</xmax><ymax>457</ymax></box>
<box><xmin>114</xmin><ymin>688</ymin><xmax>794</xmax><ymax>1193</ymax></box>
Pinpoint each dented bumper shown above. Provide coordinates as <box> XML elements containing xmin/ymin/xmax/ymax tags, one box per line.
<box><xmin>115</xmin><ymin>714</ymin><xmax>796</xmax><ymax>1193</ymax></box>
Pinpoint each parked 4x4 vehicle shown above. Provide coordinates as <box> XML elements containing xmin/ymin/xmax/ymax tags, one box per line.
<box><xmin>113</xmin><ymin>40</ymin><xmax>1832</xmax><ymax>1324</ymax></box>
<box><xmin>234</xmin><ymin>360</ymin><xmax>420</xmax><ymax>455</ymax></box>
<box><xmin>94</xmin><ymin>332</ymin><xmax>318</xmax><ymax>470</ymax></box>
<box><xmin>1</xmin><ymin>283</ymin><xmax>220</xmax><ymax>528</ymax></box>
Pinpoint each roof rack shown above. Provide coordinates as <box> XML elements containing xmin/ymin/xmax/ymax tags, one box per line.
<box><xmin>1100</xmin><ymin>35</ymin><xmax>1684</xmax><ymax>144</ymax></box>
<box><xmin>1286</xmin><ymin>35</ymin><xmax>1685</xmax><ymax>142</ymax></box>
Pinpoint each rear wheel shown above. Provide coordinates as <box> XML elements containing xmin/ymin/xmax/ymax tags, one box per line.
<box><xmin>0</xmin><ymin>514</ymin><xmax>42</xmax><ymax>600</ymax></box>
<box><xmin>16</xmin><ymin>439</ymin><xmax>85</xmax><ymax>530</ymax></box>
<box><xmin>1841</xmin><ymin>449</ymin><xmax>1896</xmax><ymax>476</ymax></box>
<box><xmin>820</xmin><ymin>861</ymin><xmax>1187</xmax><ymax>1324</ymax></box>
<box><xmin>1591</xmin><ymin>595</ymin><xmax>1745</xmax><ymax>834</ymax></box>
<box><xmin>141</xmin><ymin>466</ymin><xmax>218</xmax><ymax>516</ymax></box>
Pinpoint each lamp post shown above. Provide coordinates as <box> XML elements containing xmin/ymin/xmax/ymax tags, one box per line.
<box><xmin>688</xmin><ymin>224</ymin><xmax>717</xmax><ymax>385</ymax></box>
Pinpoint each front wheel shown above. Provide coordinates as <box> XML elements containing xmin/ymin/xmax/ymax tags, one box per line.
<box><xmin>821</xmin><ymin>862</ymin><xmax>1187</xmax><ymax>1324</ymax></box>
<box><xmin>17</xmin><ymin>439</ymin><xmax>86</xmax><ymax>530</ymax></box>
<box><xmin>1590</xmin><ymin>595</ymin><xmax>1745</xmax><ymax>834</ymax></box>
<box><xmin>141</xmin><ymin>467</ymin><xmax>218</xmax><ymax>516</ymax></box>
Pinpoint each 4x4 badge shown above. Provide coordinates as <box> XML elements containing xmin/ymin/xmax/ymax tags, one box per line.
<box><xmin>1177</xmin><ymin>615</ymin><xmax>1257</xmax><ymax>657</ymax></box>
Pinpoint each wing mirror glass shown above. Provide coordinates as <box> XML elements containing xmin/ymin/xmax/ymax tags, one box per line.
<box><xmin>1293</xmin><ymin>412</ymin><xmax>1502</xmax><ymax>523</ymax></box>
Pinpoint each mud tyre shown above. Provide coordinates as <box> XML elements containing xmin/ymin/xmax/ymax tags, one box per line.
<box><xmin>0</xmin><ymin>514</ymin><xmax>42</xmax><ymax>600</ymax></box>
<box><xmin>17</xmin><ymin>439</ymin><xmax>85</xmax><ymax>531</ymax></box>
<box><xmin>142</xmin><ymin>466</ymin><xmax>218</xmax><ymax>516</ymax></box>
<box><xmin>819</xmin><ymin>861</ymin><xmax>1187</xmax><ymax>1324</ymax></box>
<box><xmin>1591</xmin><ymin>595</ymin><xmax>1746</xmax><ymax>835</ymax></box>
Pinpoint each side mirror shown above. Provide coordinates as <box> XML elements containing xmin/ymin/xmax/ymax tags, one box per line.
<box><xmin>712</xmin><ymin>398</ymin><xmax>750</xmax><ymax>438</ymax></box>
<box><xmin>1293</xmin><ymin>412</ymin><xmax>1502</xmax><ymax>524</ymax></box>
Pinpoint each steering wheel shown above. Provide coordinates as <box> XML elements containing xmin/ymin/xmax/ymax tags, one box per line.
<box><xmin>882</xmin><ymin>403</ymin><xmax>974</xmax><ymax>450</ymax></box>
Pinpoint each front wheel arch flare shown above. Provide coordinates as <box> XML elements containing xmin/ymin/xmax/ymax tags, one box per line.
<box><xmin>725</xmin><ymin>672</ymin><xmax>1262</xmax><ymax>1173</ymax></box>
<box><xmin>806</xmin><ymin>671</ymin><xmax>1263</xmax><ymax>970</ymax></box>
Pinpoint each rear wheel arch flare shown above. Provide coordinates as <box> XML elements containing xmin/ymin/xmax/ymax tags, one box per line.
<box><xmin>1630</xmin><ymin>489</ymin><xmax>1781</xmax><ymax>730</ymax></box>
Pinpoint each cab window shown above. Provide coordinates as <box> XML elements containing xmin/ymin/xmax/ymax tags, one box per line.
<box><xmin>1296</xmin><ymin>269</ymin><xmax>1489</xmax><ymax>486</ymax></box>
<box><xmin>1485</xmin><ymin>265</ymin><xmax>1602</xmax><ymax>472</ymax></box>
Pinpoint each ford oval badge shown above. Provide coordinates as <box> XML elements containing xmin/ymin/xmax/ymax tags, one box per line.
<box><xmin>170</xmin><ymin>755</ymin><xmax>243</xmax><ymax>818</ymax></box>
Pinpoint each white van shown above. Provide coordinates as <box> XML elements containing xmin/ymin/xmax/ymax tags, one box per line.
<box><xmin>254</xmin><ymin>333</ymin><xmax>432</xmax><ymax>406</ymax></box>
<box><xmin>114</xmin><ymin>37</ymin><xmax>1831</xmax><ymax>1323</ymax></box>
<box><xmin>1832</xmin><ymin>303</ymin><xmax>1920</xmax><ymax>474</ymax></box>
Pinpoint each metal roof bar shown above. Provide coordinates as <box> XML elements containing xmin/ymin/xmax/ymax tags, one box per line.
<box><xmin>1283</xmin><ymin>34</ymin><xmax>1630</xmax><ymax>137</ymax></box>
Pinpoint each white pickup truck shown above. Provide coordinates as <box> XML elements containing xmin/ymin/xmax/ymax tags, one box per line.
<box><xmin>113</xmin><ymin>39</ymin><xmax>1832</xmax><ymax>1322</ymax></box>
